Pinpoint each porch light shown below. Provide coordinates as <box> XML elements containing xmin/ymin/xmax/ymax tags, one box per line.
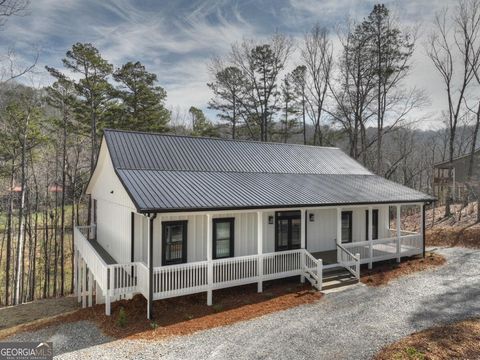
<box><xmin>268</xmin><ymin>216</ymin><xmax>274</xmax><ymax>224</ymax></box>
<box><xmin>309</xmin><ymin>213</ymin><xmax>314</xmax><ymax>222</ymax></box>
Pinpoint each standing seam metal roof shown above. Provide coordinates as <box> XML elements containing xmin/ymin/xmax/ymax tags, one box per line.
<box><xmin>102</xmin><ymin>129</ymin><xmax>434</xmax><ymax>212</ymax></box>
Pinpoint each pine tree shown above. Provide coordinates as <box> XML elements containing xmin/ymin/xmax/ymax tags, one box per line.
<box><xmin>189</xmin><ymin>106</ymin><xmax>218</xmax><ymax>137</ymax></box>
<box><xmin>113</xmin><ymin>61</ymin><xmax>170</xmax><ymax>132</ymax></box>
<box><xmin>61</xmin><ymin>43</ymin><xmax>113</xmax><ymax>173</ymax></box>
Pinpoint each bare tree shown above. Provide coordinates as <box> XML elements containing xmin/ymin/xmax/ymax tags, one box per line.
<box><xmin>301</xmin><ymin>25</ymin><xmax>334</xmax><ymax>146</ymax></box>
<box><xmin>427</xmin><ymin>0</ymin><xmax>480</xmax><ymax>217</ymax></box>
<box><xmin>230</xmin><ymin>33</ymin><xmax>293</xmax><ymax>141</ymax></box>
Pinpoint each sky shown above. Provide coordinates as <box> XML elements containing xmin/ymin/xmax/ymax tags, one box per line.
<box><xmin>0</xmin><ymin>0</ymin><xmax>462</xmax><ymax>129</ymax></box>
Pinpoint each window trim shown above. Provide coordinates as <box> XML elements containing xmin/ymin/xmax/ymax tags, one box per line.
<box><xmin>212</xmin><ymin>218</ymin><xmax>235</xmax><ymax>259</ymax></box>
<box><xmin>275</xmin><ymin>211</ymin><xmax>301</xmax><ymax>251</ymax></box>
<box><xmin>341</xmin><ymin>211</ymin><xmax>353</xmax><ymax>243</ymax></box>
<box><xmin>162</xmin><ymin>220</ymin><xmax>188</xmax><ymax>266</ymax></box>
<box><xmin>365</xmin><ymin>209</ymin><xmax>379</xmax><ymax>240</ymax></box>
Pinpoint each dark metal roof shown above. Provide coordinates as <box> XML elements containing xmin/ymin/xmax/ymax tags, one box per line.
<box><xmin>104</xmin><ymin>129</ymin><xmax>370</xmax><ymax>175</ymax></box>
<box><xmin>103</xmin><ymin>129</ymin><xmax>434</xmax><ymax>212</ymax></box>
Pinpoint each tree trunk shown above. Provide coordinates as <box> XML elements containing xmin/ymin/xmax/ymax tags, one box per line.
<box><xmin>60</xmin><ymin>106</ymin><xmax>67</xmax><ymax>296</ymax></box>
<box><xmin>5</xmin><ymin>158</ymin><xmax>15</xmax><ymax>305</ymax></box>
<box><xmin>14</xmin><ymin>126</ymin><xmax>28</xmax><ymax>305</ymax></box>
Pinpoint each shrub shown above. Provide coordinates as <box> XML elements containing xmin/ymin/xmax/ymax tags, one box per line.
<box><xmin>117</xmin><ymin>307</ymin><xmax>127</xmax><ymax>328</ymax></box>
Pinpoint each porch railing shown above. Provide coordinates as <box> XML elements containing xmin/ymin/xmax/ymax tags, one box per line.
<box><xmin>153</xmin><ymin>260</ymin><xmax>209</xmax><ymax>300</ymax></box>
<box><xmin>337</xmin><ymin>244</ymin><xmax>360</xmax><ymax>279</ymax></box>
<box><xmin>342</xmin><ymin>232</ymin><xmax>423</xmax><ymax>265</ymax></box>
<box><xmin>152</xmin><ymin>249</ymin><xmax>322</xmax><ymax>300</ymax></box>
<box><xmin>75</xmin><ymin>226</ymin><xmax>143</xmax><ymax>297</ymax></box>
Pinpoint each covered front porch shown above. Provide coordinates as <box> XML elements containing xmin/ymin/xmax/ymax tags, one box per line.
<box><xmin>73</xmin><ymin>202</ymin><xmax>425</xmax><ymax>319</ymax></box>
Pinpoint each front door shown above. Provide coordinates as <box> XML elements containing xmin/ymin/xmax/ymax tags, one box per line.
<box><xmin>275</xmin><ymin>211</ymin><xmax>301</xmax><ymax>251</ymax></box>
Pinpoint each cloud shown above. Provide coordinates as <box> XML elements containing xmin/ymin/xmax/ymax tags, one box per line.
<box><xmin>0</xmin><ymin>0</ymin><xmax>467</xmax><ymax>128</ymax></box>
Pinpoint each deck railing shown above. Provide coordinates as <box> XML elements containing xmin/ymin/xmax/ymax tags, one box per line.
<box><xmin>151</xmin><ymin>249</ymin><xmax>322</xmax><ymax>300</ymax></box>
<box><xmin>76</xmin><ymin>224</ymin><xmax>421</xmax><ymax>316</ymax></box>
<box><xmin>74</xmin><ymin>226</ymin><xmax>108</xmax><ymax>290</ymax></box>
<box><xmin>342</xmin><ymin>232</ymin><xmax>423</xmax><ymax>265</ymax></box>
<box><xmin>337</xmin><ymin>244</ymin><xmax>360</xmax><ymax>279</ymax></box>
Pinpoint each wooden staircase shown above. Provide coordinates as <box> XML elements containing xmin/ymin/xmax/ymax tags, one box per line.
<box><xmin>321</xmin><ymin>266</ymin><xmax>358</xmax><ymax>291</ymax></box>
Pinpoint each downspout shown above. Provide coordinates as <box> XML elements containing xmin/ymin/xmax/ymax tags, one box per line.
<box><xmin>130</xmin><ymin>212</ymin><xmax>135</xmax><ymax>263</ymax></box>
<box><xmin>148</xmin><ymin>213</ymin><xmax>157</xmax><ymax>320</ymax></box>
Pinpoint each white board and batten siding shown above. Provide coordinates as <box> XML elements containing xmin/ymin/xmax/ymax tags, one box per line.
<box><xmin>138</xmin><ymin>206</ymin><xmax>392</xmax><ymax>266</ymax></box>
<box><xmin>309</xmin><ymin>206</ymin><xmax>389</xmax><ymax>251</ymax></box>
<box><xmin>152</xmin><ymin>212</ymin><xmax>259</xmax><ymax>266</ymax></box>
<box><xmin>86</xmin><ymin>140</ymin><xmax>136</xmax><ymax>264</ymax></box>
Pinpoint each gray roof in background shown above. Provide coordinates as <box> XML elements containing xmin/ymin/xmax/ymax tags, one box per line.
<box><xmin>103</xmin><ymin>129</ymin><xmax>434</xmax><ymax>212</ymax></box>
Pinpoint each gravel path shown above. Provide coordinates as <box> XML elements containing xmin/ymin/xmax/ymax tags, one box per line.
<box><xmin>6</xmin><ymin>247</ymin><xmax>480</xmax><ymax>359</ymax></box>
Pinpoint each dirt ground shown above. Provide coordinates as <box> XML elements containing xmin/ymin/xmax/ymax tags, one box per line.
<box><xmin>375</xmin><ymin>318</ymin><xmax>480</xmax><ymax>360</ymax></box>
<box><xmin>403</xmin><ymin>202</ymin><xmax>480</xmax><ymax>232</ymax></box>
<box><xmin>0</xmin><ymin>296</ymin><xmax>78</xmax><ymax>331</ymax></box>
<box><xmin>0</xmin><ymin>277</ymin><xmax>321</xmax><ymax>341</ymax></box>
<box><xmin>360</xmin><ymin>252</ymin><xmax>446</xmax><ymax>287</ymax></box>
<box><xmin>426</xmin><ymin>226</ymin><xmax>480</xmax><ymax>249</ymax></box>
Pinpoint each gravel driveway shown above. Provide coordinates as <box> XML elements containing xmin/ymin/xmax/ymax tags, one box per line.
<box><xmin>6</xmin><ymin>247</ymin><xmax>480</xmax><ymax>359</ymax></box>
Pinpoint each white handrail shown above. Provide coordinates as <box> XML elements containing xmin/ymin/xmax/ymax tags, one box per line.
<box><xmin>337</xmin><ymin>243</ymin><xmax>360</xmax><ymax>279</ymax></box>
<box><xmin>74</xmin><ymin>226</ymin><xmax>108</xmax><ymax>291</ymax></box>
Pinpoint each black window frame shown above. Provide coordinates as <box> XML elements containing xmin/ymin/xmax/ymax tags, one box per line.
<box><xmin>341</xmin><ymin>211</ymin><xmax>353</xmax><ymax>243</ymax></box>
<box><xmin>365</xmin><ymin>209</ymin><xmax>379</xmax><ymax>240</ymax></box>
<box><xmin>212</xmin><ymin>218</ymin><xmax>235</xmax><ymax>259</ymax></box>
<box><xmin>162</xmin><ymin>220</ymin><xmax>188</xmax><ymax>266</ymax></box>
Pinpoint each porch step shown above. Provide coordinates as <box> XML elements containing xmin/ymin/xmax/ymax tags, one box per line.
<box><xmin>322</xmin><ymin>268</ymin><xmax>358</xmax><ymax>291</ymax></box>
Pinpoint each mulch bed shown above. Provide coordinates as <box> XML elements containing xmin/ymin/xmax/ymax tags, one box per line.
<box><xmin>375</xmin><ymin>318</ymin><xmax>480</xmax><ymax>360</ymax></box>
<box><xmin>426</xmin><ymin>227</ymin><xmax>480</xmax><ymax>249</ymax></box>
<box><xmin>0</xmin><ymin>277</ymin><xmax>321</xmax><ymax>341</ymax></box>
<box><xmin>360</xmin><ymin>252</ymin><xmax>446</xmax><ymax>287</ymax></box>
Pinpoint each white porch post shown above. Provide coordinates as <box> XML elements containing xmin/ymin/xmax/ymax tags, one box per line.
<box><xmin>336</xmin><ymin>208</ymin><xmax>342</xmax><ymax>262</ymax></box>
<box><xmin>77</xmin><ymin>255</ymin><xmax>81</xmax><ymax>303</ymax></box>
<box><xmin>206</xmin><ymin>213</ymin><xmax>213</xmax><ymax>306</ymax></box>
<box><xmin>368</xmin><ymin>207</ymin><xmax>373</xmax><ymax>269</ymax></box>
<box><xmin>257</xmin><ymin>211</ymin><xmax>263</xmax><ymax>293</ymax></box>
<box><xmin>88</xmin><ymin>269</ymin><xmax>93</xmax><ymax>307</ymax></box>
<box><xmin>96</xmin><ymin>281</ymin><xmax>104</xmax><ymax>304</ymax></box>
<box><xmin>300</xmin><ymin>209</ymin><xmax>306</xmax><ymax>283</ymax></box>
<box><xmin>420</xmin><ymin>203</ymin><xmax>425</xmax><ymax>258</ymax></box>
<box><xmin>73</xmin><ymin>248</ymin><xmax>78</xmax><ymax>297</ymax></box>
<box><xmin>106</xmin><ymin>268</ymin><xmax>112</xmax><ymax>316</ymax></box>
<box><xmin>81</xmin><ymin>258</ymin><xmax>87</xmax><ymax>308</ymax></box>
<box><xmin>396</xmin><ymin>204</ymin><xmax>401</xmax><ymax>262</ymax></box>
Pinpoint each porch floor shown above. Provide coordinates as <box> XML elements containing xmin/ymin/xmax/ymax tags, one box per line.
<box><xmin>311</xmin><ymin>250</ymin><xmax>337</xmax><ymax>265</ymax></box>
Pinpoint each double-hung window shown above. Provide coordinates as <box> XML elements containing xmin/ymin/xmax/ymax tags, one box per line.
<box><xmin>213</xmin><ymin>218</ymin><xmax>234</xmax><ymax>259</ymax></box>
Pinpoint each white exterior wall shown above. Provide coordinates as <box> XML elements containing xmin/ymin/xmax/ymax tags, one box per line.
<box><xmin>133</xmin><ymin>213</ymin><xmax>148</xmax><ymax>264</ymax></box>
<box><xmin>153</xmin><ymin>212</ymin><xmax>259</xmax><ymax>267</ymax></box>
<box><xmin>306</xmin><ymin>208</ymin><xmax>337</xmax><ymax>252</ymax></box>
<box><xmin>305</xmin><ymin>205</ymin><xmax>390</xmax><ymax>252</ymax></box>
<box><xmin>87</xmin><ymin>140</ymin><xmax>136</xmax><ymax>264</ymax></box>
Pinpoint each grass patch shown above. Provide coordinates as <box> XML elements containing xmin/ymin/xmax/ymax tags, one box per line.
<box><xmin>375</xmin><ymin>318</ymin><xmax>480</xmax><ymax>360</ymax></box>
<box><xmin>360</xmin><ymin>252</ymin><xmax>446</xmax><ymax>287</ymax></box>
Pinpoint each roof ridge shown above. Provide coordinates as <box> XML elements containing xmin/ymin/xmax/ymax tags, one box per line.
<box><xmin>116</xmin><ymin>168</ymin><xmax>376</xmax><ymax>176</ymax></box>
<box><xmin>103</xmin><ymin>128</ymin><xmax>340</xmax><ymax>150</ymax></box>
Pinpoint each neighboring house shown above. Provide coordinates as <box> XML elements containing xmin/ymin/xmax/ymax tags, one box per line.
<box><xmin>74</xmin><ymin>129</ymin><xmax>434</xmax><ymax>319</ymax></box>
<box><xmin>433</xmin><ymin>149</ymin><xmax>480</xmax><ymax>204</ymax></box>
